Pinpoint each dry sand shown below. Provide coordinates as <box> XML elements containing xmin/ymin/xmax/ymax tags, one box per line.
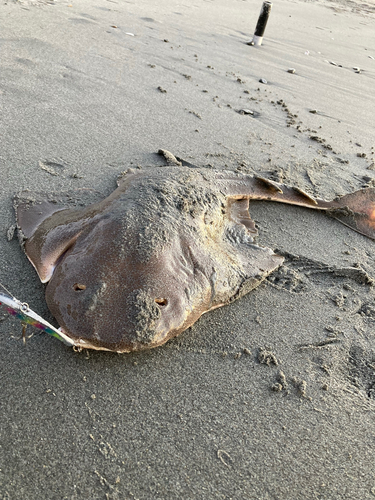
<box><xmin>1</xmin><ymin>0</ymin><xmax>375</xmax><ymax>498</ymax></box>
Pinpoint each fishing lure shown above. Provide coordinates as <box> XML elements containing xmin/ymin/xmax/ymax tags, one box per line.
<box><xmin>0</xmin><ymin>283</ymin><xmax>74</xmax><ymax>346</ymax></box>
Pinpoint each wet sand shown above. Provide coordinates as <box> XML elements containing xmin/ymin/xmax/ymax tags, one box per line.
<box><xmin>1</xmin><ymin>0</ymin><xmax>375</xmax><ymax>498</ymax></box>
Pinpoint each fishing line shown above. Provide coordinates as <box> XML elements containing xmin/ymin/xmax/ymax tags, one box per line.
<box><xmin>0</xmin><ymin>280</ymin><xmax>74</xmax><ymax>346</ymax></box>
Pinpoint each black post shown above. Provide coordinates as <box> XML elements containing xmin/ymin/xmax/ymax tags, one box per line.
<box><xmin>247</xmin><ymin>1</ymin><xmax>272</xmax><ymax>46</ymax></box>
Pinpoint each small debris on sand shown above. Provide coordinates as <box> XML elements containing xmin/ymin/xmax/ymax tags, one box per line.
<box><xmin>158</xmin><ymin>149</ymin><xmax>182</xmax><ymax>166</ymax></box>
<box><xmin>258</xmin><ymin>347</ymin><xmax>279</xmax><ymax>366</ymax></box>
<box><xmin>296</xmin><ymin>379</ymin><xmax>307</xmax><ymax>397</ymax></box>
<box><xmin>188</xmin><ymin>110</ymin><xmax>202</xmax><ymax>119</ymax></box>
<box><xmin>7</xmin><ymin>225</ymin><xmax>16</xmax><ymax>241</ymax></box>
<box><xmin>238</xmin><ymin>109</ymin><xmax>254</xmax><ymax>115</ymax></box>
<box><xmin>272</xmin><ymin>370</ymin><xmax>288</xmax><ymax>392</ymax></box>
<box><xmin>329</xmin><ymin>61</ymin><xmax>342</xmax><ymax>67</ymax></box>
<box><xmin>39</xmin><ymin>160</ymin><xmax>59</xmax><ymax>176</ymax></box>
<box><xmin>217</xmin><ymin>449</ymin><xmax>233</xmax><ymax>467</ymax></box>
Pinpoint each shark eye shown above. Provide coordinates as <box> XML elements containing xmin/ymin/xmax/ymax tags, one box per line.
<box><xmin>73</xmin><ymin>283</ymin><xmax>86</xmax><ymax>291</ymax></box>
<box><xmin>155</xmin><ymin>298</ymin><xmax>168</xmax><ymax>307</ymax></box>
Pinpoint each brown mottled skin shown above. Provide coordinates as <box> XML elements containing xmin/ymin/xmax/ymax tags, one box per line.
<box><xmin>15</xmin><ymin>157</ymin><xmax>375</xmax><ymax>352</ymax></box>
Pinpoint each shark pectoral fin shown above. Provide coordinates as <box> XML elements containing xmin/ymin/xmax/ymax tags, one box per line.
<box><xmin>327</xmin><ymin>188</ymin><xmax>375</xmax><ymax>240</ymax></box>
<box><xmin>234</xmin><ymin>246</ymin><xmax>284</xmax><ymax>302</ymax></box>
<box><xmin>15</xmin><ymin>193</ymin><xmax>85</xmax><ymax>283</ymax></box>
<box><xmin>14</xmin><ymin>192</ymin><xmax>68</xmax><ymax>240</ymax></box>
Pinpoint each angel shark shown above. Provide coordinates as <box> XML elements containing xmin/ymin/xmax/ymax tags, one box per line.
<box><xmin>14</xmin><ymin>152</ymin><xmax>375</xmax><ymax>352</ymax></box>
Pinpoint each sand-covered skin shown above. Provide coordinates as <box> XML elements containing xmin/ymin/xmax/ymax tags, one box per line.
<box><xmin>1</xmin><ymin>0</ymin><xmax>375</xmax><ymax>498</ymax></box>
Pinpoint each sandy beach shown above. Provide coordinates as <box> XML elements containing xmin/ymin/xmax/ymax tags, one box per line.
<box><xmin>1</xmin><ymin>0</ymin><xmax>375</xmax><ymax>498</ymax></box>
